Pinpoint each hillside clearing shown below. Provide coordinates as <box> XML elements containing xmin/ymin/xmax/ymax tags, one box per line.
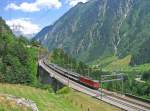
<box><xmin>0</xmin><ymin>84</ymin><xmax>81</xmax><ymax>111</ymax></box>
<box><xmin>92</xmin><ymin>55</ymin><xmax>150</xmax><ymax>73</ymax></box>
<box><xmin>63</xmin><ymin>90</ymin><xmax>122</xmax><ymax>111</ymax></box>
<box><xmin>0</xmin><ymin>84</ymin><xmax>122</xmax><ymax>111</ymax></box>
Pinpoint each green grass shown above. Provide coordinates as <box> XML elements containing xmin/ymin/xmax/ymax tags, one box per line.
<box><xmin>91</xmin><ymin>56</ymin><xmax>117</xmax><ymax>67</ymax></box>
<box><xmin>92</xmin><ymin>55</ymin><xmax>150</xmax><ymax>73</ymax></box>
<box><xmin>0</xmin><ymin>84</ymin><xmax>81</xmax><ymax>111</ymax></box>
<box><xmin>0</xmin><ymin>84</ymin><xmax>121</xmax><ymax>111</ymax></box>
<box><xmin>103</xmin><ymin>55</ymin><xmax>132</xmax><ymax>72</ymax></box>
<box><xmin>131</xmin><ymin>63</ymin><xmax>150</xmax><ymax>73</ymax></box>
<box><xmin>63</xmin><ymin>90</ymin><xmax>121</xmax><ymax>111</ymax></box>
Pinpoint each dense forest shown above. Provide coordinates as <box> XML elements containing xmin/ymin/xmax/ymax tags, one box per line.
<box><xmin>130</xmin><ymin>38</ymin><xmax>150</xmax><ymax>65</ymax></box>
<box><xmin>0</xmin><ymin>17</ymin><xmax>38</xmax><ymax>85</ymax></box>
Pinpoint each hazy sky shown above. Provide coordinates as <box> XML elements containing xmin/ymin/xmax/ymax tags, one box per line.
<box><xmin>0</xmin><ymin>0</ymin><xmax>89</xmax><ymax>38</ymax></box>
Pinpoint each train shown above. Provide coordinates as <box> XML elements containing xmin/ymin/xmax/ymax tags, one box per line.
<box><xmin>43</xmin><ymin>60</ymin><xmax>100</xmax><ymax>89</ymax></box>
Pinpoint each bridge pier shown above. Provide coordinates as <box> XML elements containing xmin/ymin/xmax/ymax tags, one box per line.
<box><xmin>52</xmin><ymin>79</ymin><xmax>64</xmax><ymax>92</ymax></box>
<box><xmin>37</xmin><ymin>65</ymin><xmax>64</xmax><ymax>92</ymax></box>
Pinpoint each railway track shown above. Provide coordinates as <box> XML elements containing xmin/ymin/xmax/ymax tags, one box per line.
<box><xmin>74</xmin><ymin>82</ymin><xmax>149</xmax><ymax>111</ymax></box>
<box><xmin>102</xmin><ymin>90</ymin><xmax>150</xmax><ymax>110</ymax></box>
<box><xmin>101</xmin><ymin>94</ymin><xmax>148</xmax><ymax>111</ymax></box>
<box><xmin>40</xmin><ymin>59</ymin><xmax>150</xmax><ymax>111</ymax></box>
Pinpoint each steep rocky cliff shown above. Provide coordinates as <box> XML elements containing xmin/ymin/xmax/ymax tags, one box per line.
<box><xmin>34</xmin><ymin>0</ymin><xmax>150</xmax><ymax>63</ymax></box>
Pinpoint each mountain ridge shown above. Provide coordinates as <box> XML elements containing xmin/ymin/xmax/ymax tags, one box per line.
<box><xmin>34</xmin><ymin>0</ymin><xmax>150</xmax><ymax>64</ymax></box>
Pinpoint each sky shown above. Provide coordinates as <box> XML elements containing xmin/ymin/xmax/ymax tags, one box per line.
<box><xmin>0</xmin><ymin>0</ymin><xmax>89</xmax><ymax>38</ymax></box>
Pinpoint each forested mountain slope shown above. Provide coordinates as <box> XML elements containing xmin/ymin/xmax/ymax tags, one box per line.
<box><xmin>34</xmin><ymin>0</ymin><xmax>150</xmax><ymax>65</ymax></box>
<box><xmin>0</xmin><ymin>17</ymin><xmax>38</xmax><ymax>84</ymax></box>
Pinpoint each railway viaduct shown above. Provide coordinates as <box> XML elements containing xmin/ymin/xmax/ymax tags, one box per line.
<box><xmin>37</xmin><ymin>64</ymin><xmax>64</xmax><ymax>92</ymax></box>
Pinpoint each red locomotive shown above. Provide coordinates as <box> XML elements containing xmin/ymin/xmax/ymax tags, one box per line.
<box><xmin>79</xmin><ymin>76</ymin><xmax>100</xmax><ymax>89</ymax></box>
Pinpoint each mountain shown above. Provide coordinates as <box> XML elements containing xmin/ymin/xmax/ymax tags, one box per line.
<box><xmin>33</xmin><ymin>26</ymin><xmax>52</xmax><ymax>41</ymax></box>
<box><xmin>34</xmin><ymin>0</ymin><xmax>150</xmax><ymax>64</ymax></box>
<box><xmin>0</xmin><ymin>17</ymin><xmax>13</xmax><ymax>35</ymax></box>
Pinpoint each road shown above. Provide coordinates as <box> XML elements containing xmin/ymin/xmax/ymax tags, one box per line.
<box><xmin>39</xmin><ymin>59</ymin><xmax>150</xmax><ymax>111</ymax></box>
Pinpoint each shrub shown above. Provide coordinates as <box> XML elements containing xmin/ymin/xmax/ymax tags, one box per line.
<box><xmin>57</xmin><ymin>86</ymin><xmax>71</xmax><ymax>94</ymax></box>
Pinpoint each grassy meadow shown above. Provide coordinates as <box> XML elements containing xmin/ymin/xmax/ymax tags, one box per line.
<box><xmin>0</xmin><ymin>84</ymin><xmax>81</xmax><ymax>111</ymax></box>
<box><xmin>0</xmin><ymin>84</ymin><xmax>121</xmax><ymax>111</ymax></box>
<box><xmin>92</xmin><ymin>55</ymin><xmax>150</xmax><ymax>73</ymax></box>
<box><xmin>63</xmin><ymin>90</ymin><xmax>121</xmax><ymax>111</ymax></box>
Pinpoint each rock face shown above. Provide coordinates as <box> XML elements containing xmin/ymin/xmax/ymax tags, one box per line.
<box><xmin>0</xmin><ymin>94</ymin><xmax>39</xmax><ymax>111</ymax></box>
<box><xmin>34</xmin><ymin>0</ymin><xmax>150</xmax><ymax>63</ymax></box>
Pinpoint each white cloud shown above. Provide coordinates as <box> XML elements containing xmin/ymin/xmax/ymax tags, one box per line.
<box><xmin>6</xmin><ymin>3</ymin><xmax>39</xmax><ymax>12</ymax></box>
<box><xmin>5</xmin><ymin>0</ymin><xmax>62</xmax><ymax>12</ymax></box>
<box><xmin>6</xmin><ymin>18</ymin><xmax>40</xmax><ymax>38</ymax></box>
<box><xmin>66</xmin><ymin>0</ymin><xmax>89</xmax><ymax>6</ymax></box>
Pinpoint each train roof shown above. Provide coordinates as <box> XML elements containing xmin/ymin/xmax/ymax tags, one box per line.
<box><xmin>49</xmin><ymin>63</ymin><xmax>99</xmax><ymax>82</ymax></box>
<box><xmin>80</xmin><ymin>76</ymin><xmax>99</xmax><ymax>82</ymax></box>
